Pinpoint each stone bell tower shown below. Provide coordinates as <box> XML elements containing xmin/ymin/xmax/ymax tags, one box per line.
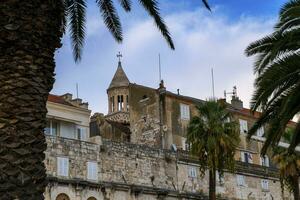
<box><xmin>106</xmin><ymin>52</ymin><xmax>130</xmax><ymax>124</ymax></box>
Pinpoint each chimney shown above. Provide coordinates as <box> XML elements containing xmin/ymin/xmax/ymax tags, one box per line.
<box><xmin>231</xmin><ymin>96</ymin><xmax>243</xmax><ymax>110</ymax></box>
<box><xmin>177</xmin><ymin>89</ymin><xmax>180</xmax><ymax>95</ymax></box>
<box><xmin>61</xmin><ymin>93</ymin><xmax>72</xmax><ymax>101</ymax></box>
<box><xmin>217</xmin><ymin>98</ymin><xmax>226</xmax><ymax>106</ymax></box>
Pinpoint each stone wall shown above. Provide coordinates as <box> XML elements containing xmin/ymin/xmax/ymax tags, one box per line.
<box><xmin>44</xmin><ymin>136</ymin><xmax>295</xmax><ymax>200</ymax></box>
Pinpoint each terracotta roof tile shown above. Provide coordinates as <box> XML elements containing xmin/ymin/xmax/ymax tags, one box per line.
<box><xmin>48</xmin><ymin>94</ymin><xmax>75</xmax><ymax>107</ymax></box>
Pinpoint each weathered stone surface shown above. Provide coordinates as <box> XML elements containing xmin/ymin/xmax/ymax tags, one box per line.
<box><xmin>44</xmin><ymin>136</ymin><xmax>295</xmax><ymax>200</ymax></box>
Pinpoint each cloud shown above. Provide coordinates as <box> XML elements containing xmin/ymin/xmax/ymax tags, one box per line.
<box><xmin>53</xmin><ymin>6</ymin><xmax>275</xmax><ymax>114</ymax></box>
<box><xmin>120</xmin><ymin>8</ymin><xmax>274</xmax><ymax>108</ymax></box>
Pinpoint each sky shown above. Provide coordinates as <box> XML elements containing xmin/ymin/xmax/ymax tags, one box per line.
<box><xmin>53</xmin><ymin>0</ymin><xmax>287</xmax><ymax>114</ymax></box>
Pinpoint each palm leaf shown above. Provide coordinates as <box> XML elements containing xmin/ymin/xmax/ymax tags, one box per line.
<box><xmin>139</xmin><ymin>0</ymin><xmax>175</xmax><ymax>49</ymax></box>
<box><xmin>97</xmin><ymin>0</ymin><xmax>123</xmax><ymax>42</ymax></box>
<box><xmin>67</xmin><ymin>0</ymin><xmax>87</xmax><ymax>62</ymax></box>
<box><xmin>202</xmin><ymin>0</ymin><xmax>211</xmax><ymax>11</ymax></box>
<box><xmin>118</xmin><ymin>0</ymin><xmax>131</xmax><ymax>12</ymax></box>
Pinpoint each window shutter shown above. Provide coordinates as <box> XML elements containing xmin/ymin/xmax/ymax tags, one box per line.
<box><xmin>81</xmin><ymin>128</ymin><xmax>87</xmax><ymax>141</ymax></box>
<box><xmin>87</xmin><ymin>161</ymin><xmax>98</xmax><ymax>180</ymax></box>
<box><xmin>57</xmin><ymin>157</ymin><xmax>69</xmax><ymax>177</ymax></box>
<box><xmin>240</xmin><ymin>152</ymin><xmax>245</xmax><ymax>162</ymax></box>
<box><xmin>237</xmin><ymin>175</ymin><xmax>245</xmax><ymax>186</ymax></box>
<box><xmin>248</xmin><ymin>153</ymin><xmax>253</xmax><ymax>164</ymax></box>
<box><xmin>265</xmin><ymin>155</ymin><xmax>270</xmax><ymax>167</ymax></box>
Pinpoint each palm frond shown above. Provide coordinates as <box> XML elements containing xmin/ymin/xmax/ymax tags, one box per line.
<box><xmin>202</xmin><ymin>0</ymin><xmax>211</xmax><ymax>12</ymax></box>
<box><xmin>67</xmin><ymin>0</ymin><xmax>87</xmax><ymax>62</ymax></box>
<box><xmin>139</xmin><ymin>0</ymin><xmax>175</xmax><ymax>49</ymax></box>
<box><xmin>97</xmin><ymin>0</ymin><xmax>123</xmax><ymax>42</ymax></box>
<box><xmin>118</xmin><ymin>0</ymin><xmax>131</xmax><ymax>12</ymax></box>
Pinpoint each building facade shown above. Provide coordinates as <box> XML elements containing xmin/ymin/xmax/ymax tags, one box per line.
<box><xmin>44</xmin><ymin>61</ymin><xmax>299</xmax><ymax>200</ymax></box>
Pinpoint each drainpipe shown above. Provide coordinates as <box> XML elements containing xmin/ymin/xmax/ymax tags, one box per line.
<box><xmin>158</xmin><ymin>80</ymin><xmax>166</xmax><ymax>149</ymax></box>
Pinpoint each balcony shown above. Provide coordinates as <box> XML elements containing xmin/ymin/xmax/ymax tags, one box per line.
<box><xmin>177</xmin><ymin>149</ymin><xmax>279</xmax><ymax>178</ymax></box>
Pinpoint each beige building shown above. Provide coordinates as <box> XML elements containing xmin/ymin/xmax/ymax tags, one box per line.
<box><xmin>44</xmin><ymin>60</ymin><xmax>299</xmax><ymax>200</ymax></box>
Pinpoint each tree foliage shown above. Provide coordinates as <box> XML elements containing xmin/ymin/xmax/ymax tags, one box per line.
<box><xmin>187</xmin><ymin>100</ymin><xmax>240</xmax><ymax>199</ymax></box>
<box><xmin>272</xmin><ymin>129</ymin><xmax>300</xmax><ymax>199</ymax></box>
<box><xmin>61</xmin><ymin>0</ymin><xmax>211</xmax><ymax>62</ymax></box>
<box><xmin>245</xmin><ymin>0</ymin><xmax>300</xmax><ymax>154</ymax></box>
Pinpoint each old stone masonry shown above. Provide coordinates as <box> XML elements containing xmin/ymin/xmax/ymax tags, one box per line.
<box><xmin>43</xmin><ymin>59</ymin><xmax>299</xmax><ymax>200</ymax></box>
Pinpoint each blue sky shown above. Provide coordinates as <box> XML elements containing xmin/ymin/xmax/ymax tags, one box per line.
<box><xmin>53</xmin><ymin>0</ymin><xmax>287</xmax><ymax>113</ymax></box>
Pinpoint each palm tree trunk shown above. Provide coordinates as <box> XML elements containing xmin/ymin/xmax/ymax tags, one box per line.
<box><xmin>292</xmin><ymin>176</ymin><xmax>300</xmax><ymax>200</ymax></box>
<box><xmin>209</xmin><ymin>169</ymin><xmax>216</xmax><ymax>200</ymax></box>
<box><xmin>0</xmin><ymin>1</ymin><xmax>63</xmax><ymax>199</ymax></box>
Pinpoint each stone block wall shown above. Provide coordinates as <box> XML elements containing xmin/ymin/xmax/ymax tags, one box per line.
<box><xmin>44</xmin><ymin>136</ymin><xmax>295</xmax><ymax>200</ymax></box>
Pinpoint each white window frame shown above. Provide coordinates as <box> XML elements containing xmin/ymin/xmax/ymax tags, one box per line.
<box><xmin>87</xmin><ymin>161</ymin><xmax>98</xmax><ymax>181</ymax></box>
<box><xmin>57</xmin><ymin>157</ymin><xmax>69</xmax><ymax>177</ymax></box>
<box><xmin>45</xmin><ymin>120</ymin><xmax>59</xmax><ymax>136</ymax></box>
<box><xmin>256</xmin><ymin>127</ymin><xmax>264</xmax><ymax>137</ymax></box>
<box><xmin>260</xmin><ymin>155</ymin><xmax>270</xmax><ymax>167</ymax></box>
<box><xmin>240</xmin><ymin>152</ymin><xmax>253</xmax><ymax>164</ymax></box>
<box><xmin>239</xmin><ymin>119</ymin><xmax>248</xmax><ymax>134</ymax></box>
<box><xmin>237</xmin><ymin>175</ymin><xmax>246</xmax><ymax>186</ymax></box>
<box><xmin>180</xmin><ymin>104</ymin><xmax>190</xmax><ymax>120</ymax></box>
<box><xmin>188</xmin><ymin>166</ymin><xmax>197</xmax><ymax>178</ymax></box>
<box><xmin>77</xmin><ymin>126</ymin><xmax>87</xmax><ymax>141</ymax></box>
<box><xmin>182</xmin><ymin>137</ymin><xmax>187</xmax><ymax>150</ymax></box>
<box><xmin>261</xmin><ymin>179</ymin><xmax>269</xmax><ymax>190</ymax></box>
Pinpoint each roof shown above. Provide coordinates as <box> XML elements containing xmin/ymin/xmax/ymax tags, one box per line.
<box><xmin>108</xmin><ymin>61</ymin><xmax>130</xmax><ymax>89</ymax></box>
<box><xmin>47</xmin><ymin>94</ymin><xmax>75</xmax><ymax>107</ymax></box>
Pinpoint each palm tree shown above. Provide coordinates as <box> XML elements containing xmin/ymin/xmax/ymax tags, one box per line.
<box><xmin>0</xmin><ymin>0</ymin><xmax>210</xmax><ymax>199</ymax></box>
<box><xmin>187</xmin><ymin>100</ymin><xmax>240</xmax><ymax>200</ymax></box>
<box><xmin>273</xmin><ymin>129</ymin><xmax>300</xmax><ymax>200</ymax></box>
<box><xmin>245</xmin><ymin>0</ymin><xmax>300</xmax><ymax>154</ymax></box>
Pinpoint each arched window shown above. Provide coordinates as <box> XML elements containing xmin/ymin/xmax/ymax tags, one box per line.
<box><xmin>56</xmin><ymin>193</ymin><xmax>70</xmax><ymax>200</ymax></box>
<box><xmin>117</xmin><ymin>95</ymin><xmax>124</xmax><ymax>111</ymax></box>
<box><xmin>87</xmin><ymin>197</ymin><xmax>97</xmax><ymax>200</ymax></box>
<box><xmin>110</xmin><ymin>96</ymin><xmax>115</xmax><ymax>112</ymax></box>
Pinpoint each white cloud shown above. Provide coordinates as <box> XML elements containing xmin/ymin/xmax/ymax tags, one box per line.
<box><xmin>53</xmin><ymin>7</ymin><xmax>275</xmax><ymax>113</ymax></box>
<box><xmin>119</xmin><ymin>8</ymin><xmax>274</xmax><ymax>108</ymax></box>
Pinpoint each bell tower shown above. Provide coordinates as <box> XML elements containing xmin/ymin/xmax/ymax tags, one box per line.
<box><xmin>107</xmin><ymin>52</ymin><xmax>129</xmax><ymax>114</ymax></box>
<box><xmin>106</xmin><ymin>52</ymin><xmax>130</xmax><ymax>124</ymax></box>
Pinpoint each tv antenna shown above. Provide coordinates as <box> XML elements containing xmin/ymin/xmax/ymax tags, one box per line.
<box><xmin>211</xmin><ymin>68</ymin><xmax>215</xmax><ymax>98</ymax></box>
<box><xmin>224</xmin><ymin>86</ymin><xmax>237</xmax><ymax>99</ymax></box>
<box><xmin>158</xmin><ymin>53</ymin><xmax>162</xmax><ymax>83</ymax></box>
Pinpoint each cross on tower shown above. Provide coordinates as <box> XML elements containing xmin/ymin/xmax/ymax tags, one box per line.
<box><xmin>117</xmin><ymin>52</ymin><xmax>122</xmax><ymax>62</ymax></box>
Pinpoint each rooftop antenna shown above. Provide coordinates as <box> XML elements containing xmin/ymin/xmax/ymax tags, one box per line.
<box><xmin>76</xmin><ymin>83</ymin><xmax>79</xmax><ymax>99</ymax></box>
<box><xmin>158</xmin><ymin>53</ymin><xmax>162</xmax><ymax>83</ymax></box>
<box><xmin>224</xmin><ymin>85</ymin><xmax>237</xmax><ymax>99</ymax></box>
<box><xmin>211</xmin><ymin>68</ymin><xmax>215</xmax><ymax>98</ymax></box>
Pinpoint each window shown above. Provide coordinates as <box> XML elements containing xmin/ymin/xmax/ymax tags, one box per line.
<box><xmin>261</xmin><ymin>179</ymin><xmax>269</xmax><ymax>190</ymax></box>
<box><xmin>77</xmin><ymin>127</ymin><xmax>87</xmax><ymax>141</ymax></box>
<box><xmin>87</xmin><ymin>161</ymin><xmax>98</xmax><ymax>181</ymax></box>
<box><xmin>45</xmin><ymin>120</ymin><xmax>59</xmax><ymax>136</ymax></box>
<box><xmin>240</xmin><ymin>152</ymin><xmax>253</xmax><ymax>164</ymax></box>
<box><xmin>239</xmin><ymin>119</ymin><xmax>248</xmax><ymax>134</ymax></box>
<box><xmin>57</xmin><ymin>157</ymin><xmax>69</xmax><ymax>177</ymax></box>
<box><xmin>110</xmin><ymin>96</ymin><xmax>115</xmax><ymax>112</ymax></box>
<box><xmin>260</xmin><ymin>155</ymin><xmax>269</xmax><ymax>167</ymax></box>
<box><xmin>56</xmin><ymin>193</ymin><xmax>70</xmax><ymax>200</ymax></box>
<box><xmin>180</xmin><ymin>104</ymin><xmax>190</xmax><ymax>120</ymax></box>
<box><xmin>126</xmin><ymin>95</ymin><xmax>129</xmax><ymax>111</ymax></box>
<box><xmin>237</xmin><ymin>175</ymin><xmax>246</xmax><ymax>186</ymax></box>
<box><xmin>256</xmin><ymin>127</ymin><xmax>264</xmax><ymax>137</ymax></box>
<box><xmin>188</xmin><ymin>166</ymin><xmax>197</xmax><ymax>178</ymax></box>
<box><xmin>117</xmin><ymin>95</ymin><xmax>124</xmax><ymax>111</ymax></box>
<box><xmin>216</xmin><ymin>171</ymin><xmax>225</xmax><ymax>185</ymax></box>
<box><xmin>182</xmin><ymin>138</ymin><xmax>187</xmax><ymax>150</ymax></box>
